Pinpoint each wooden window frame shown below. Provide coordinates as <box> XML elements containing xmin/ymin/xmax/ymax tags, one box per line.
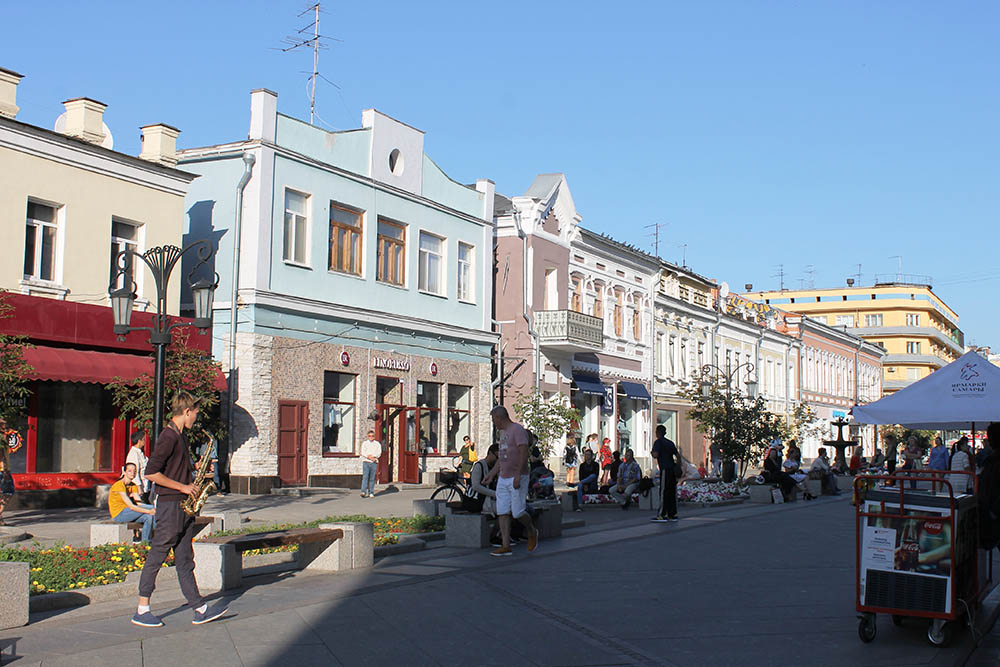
<box><xmin>377</xmin><ymin>217</ymin><xmax>406</xmax><ymax>286</ymax></box>
<box><xmin>328</xmin><ymin>202</ymin><xmax>363</xmax><ymax>276</ymax></box>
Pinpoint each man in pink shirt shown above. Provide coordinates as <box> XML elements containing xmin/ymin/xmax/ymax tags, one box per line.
<box><xmin>482</xmin><ymin>406</ymin><xmax>538</xmax><ymax>556</ymax></box>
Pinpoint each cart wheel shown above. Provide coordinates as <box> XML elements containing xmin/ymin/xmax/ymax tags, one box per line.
<box><xmin>891</xmin><ymin>615</ymin><xmax>904</xmax><ymax>627</ymax></box>
<box><xmin>858</xmin><ymin>614</ymin><xmax>877</xmax><ymax>643</ymax></box>
<box><xmin>927</xmin><ymin>620</ymin><xmax>953</xmax><ymax>647</ymax></box>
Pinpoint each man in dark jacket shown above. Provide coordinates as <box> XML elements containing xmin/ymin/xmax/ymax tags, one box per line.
<box><xmin>978</xmin><ymin>423</ymin><xmax>1000</xmax><ymax>551</ymax></box>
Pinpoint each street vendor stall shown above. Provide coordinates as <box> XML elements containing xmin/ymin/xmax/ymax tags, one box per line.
<box><xmin>850</xmin><ymin>350</ymin><xmax>1000</xmax><ymax>646</ymax></box>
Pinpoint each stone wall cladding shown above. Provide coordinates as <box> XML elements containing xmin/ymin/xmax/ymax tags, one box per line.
<box><xmin>263</xmin><ymin>335</ymin><xmax>493</xmax><ymax>481</ymax></box>
<box><xmin>227</xmin><ymin>332</ymin><xmax>277</xmax><ymax>477</ymax></box>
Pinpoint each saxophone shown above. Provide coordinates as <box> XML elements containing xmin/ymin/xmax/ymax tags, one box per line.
<box><xmin>182</xmin><ymin>445</ymin><xmax>218</xmax><ymax>517</ymax></box>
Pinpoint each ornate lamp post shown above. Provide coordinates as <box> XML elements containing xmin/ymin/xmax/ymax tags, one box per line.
<box><xmin>700</xmin><ymin>359</ymin><xmax>757</xmax><ymax>481</ymax></box>
<box><xmin>109</xmin><ymin>242</ymin><xmax>218</xmax><ymax>432</ymax></box>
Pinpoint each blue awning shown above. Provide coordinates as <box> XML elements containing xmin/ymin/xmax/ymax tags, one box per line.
<box><xmin>619</xmin><ymin>381</ymin><xmax>651</xmax><ymax>401</ymax></box>
<box><xmin>572</xmin><ymin>373</ymin><xmax>605</xmax><ymax>397</ymax></box>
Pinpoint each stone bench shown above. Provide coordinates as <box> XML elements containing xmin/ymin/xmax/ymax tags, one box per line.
<box><xmin>90</xmin><ymin>516</ymin><xmax>214</xmax><ymax>547</ymax></box>
<box><xmin>747</xmin><ymin>483</ymin><xmax>799</xmax><ymax>503</ymax></box>
<box><xmin>412</xmin><ymin>498</ymin><xmax>449</xmax><ymax>517</ymax></box>
<box><xmin>193</xmin><ymin>522</ymin><xmax>372</xmax><ymax>591</ymax></box>
<box><xmin>445</xmin><ymin>502</ymin><xmax>562</xmax><ymax>548</ymax></box>
<box><xmin>0</xmin><ymin>562</ymin><xmax>28</xmax><ymax>630</ymax></box>
<box><xmin>560</xmin><ymin>490</ymin><xmax>647</xmax><ymax>511</ymax></box>
<box><xmin>201</xmin><ymin>510</ymin><xmax>243</xmax><ymax>531</ymax></box>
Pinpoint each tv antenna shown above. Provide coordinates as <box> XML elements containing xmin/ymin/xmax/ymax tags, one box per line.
<box><xmin>279</xmin><ymin>2</ymin><xmax>341</xmax><ymax>125</ymax></box>
<box><xmin>644</xmin><ymin>222</ymin><xmax>668</xmax><ymax>257</ymax></box>
<box><xmin>772</xmin><ymin>264</ymin><xmax>785</xmax><ymax>290</ymax></box>
<box><xmin>678</xmin><ymin>243</ymin><xmax>687</xmax><ymax>268</ymax></box>
<box><xmin>888</xmin><ymin>255</ymin><xmax>903</xmax><ymax>281</ymax></box>
<box><xmin>804</xmin><ymin>264</ymin><xmax>815</xmax><ymax>289</ymax></box>
<box><xmin>851</xmin><ymin>263</ymin><xmax>863</xmax><ymax>286</ymax></box>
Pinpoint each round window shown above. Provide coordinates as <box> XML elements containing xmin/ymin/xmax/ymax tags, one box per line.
<box><xmin>388</xmin><ymin>148</ymin><xmax>404</xmax><ymax>176</ymax></box>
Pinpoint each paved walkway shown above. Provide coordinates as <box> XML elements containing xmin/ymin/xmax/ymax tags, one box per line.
<box><xmin>3</xmin><ymin>495</ymin><xmax>998</xmax><ymax>666</ymax></box>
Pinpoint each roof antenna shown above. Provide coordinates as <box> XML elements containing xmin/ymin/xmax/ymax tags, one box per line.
<box><xmin>279</xmin><ymin>2</ymin><xmax>340</xmax><ymax>126</ymax></box>
<box><xmin>644</xmin><ymin>222</ymin><xmax>668</xmax><ymax>257</ymax></box>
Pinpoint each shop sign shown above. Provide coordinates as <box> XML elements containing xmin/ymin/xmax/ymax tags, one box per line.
<box><xmin>341</xmin><ymin>351</ymin><xmax>351</xmax><ymax>366</ymax></box>
<box><xmin>373</xmin><ymin>356</ymin><xmax>410</xmax><ymax>372</ymax></box>
<box><xmin>3</xmin><ymin>429</ymin><xmax>22</xmax><ymax>454</ymax></box>
<box><xmin>3</xmin><ymin>396</ymin><xmax>26</xmax><ymax>408</ymax></box>
<box><xmin>429</xmin><ymin>362</ymin><xmax>438</xmax><ymax>377</ymax></box>
<box><xmin>725</xmin><ymin>295</ymin><xmax>774</xmax><ymax>327</ymax></box>
<box><xmin>601</xmin><ymin>385</ymin><xmax>615</xmax><ymax>416</ymax></box>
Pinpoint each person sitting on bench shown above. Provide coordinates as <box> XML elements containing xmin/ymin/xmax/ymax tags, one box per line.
<box><xmin>110</xmin><ymin>462</ymin><xmax>156</xmax><ymax>543</ymax></box>
<box><xmin>575</xmin><ymin>449</ymin><xmax>601</xmax><ymax>510</ymax></box>
<box><xmin>809</xmin><ymin>448</ymin><xmax>840</xmax><ymax>496</ymax></box>
<box><xmin>609</xmin><ymin>449</ymin><xmax>642</xmax><ymax>510</ymax></box>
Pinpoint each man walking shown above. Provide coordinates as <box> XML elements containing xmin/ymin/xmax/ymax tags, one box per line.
<box><xmin>609</xmin><ymin>449</ymin><xmax>642</xmax><ymax>509</ymax></box>
<box><xmin>360</xmin><ymin>430</ymin><xmax>381</xmax><ymax>498</ymax></box>
<box><xmin>132</xmin><ymin>391</ymin><xmax>227</xmax><ymax>627</ymax></box>
<box><xmin>651</xmin><ymin>425</ymin><xmax>681</xmax><ymax>522</ymax></box>
<box><xmin>482</xmin><ymin>406</ymin><xmax>538</xmax><ymax>556</ymax></box>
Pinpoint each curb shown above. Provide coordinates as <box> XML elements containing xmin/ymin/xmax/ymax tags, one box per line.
<box><xmin>0</xmin><ymin>529</ymin><xmax>30</xmax><ymax>545</ymax></box>
<box><xmin>947</xmin><ymin>580</ymin><xmax>1000</xmax><ymax>667</ymax></box>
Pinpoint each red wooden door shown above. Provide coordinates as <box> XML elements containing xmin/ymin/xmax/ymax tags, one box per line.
<box><xmin>277</xmin><ymin>400</ymin><xmax>308</xmax><ymax>486</ymax></box>
<box><xmin>376</xmin><ymin>405</ymin><xmax>401</xmax><ymax>483</ymax></box>
<box><xmin>400</xmin><ymin>407</ymin><xmax>419</xmax><ymax>484</ymax></box>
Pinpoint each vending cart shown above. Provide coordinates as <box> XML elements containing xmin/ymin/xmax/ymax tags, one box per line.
<box><xmin>855</xmin><ymin>471</ymin><xmax>988</xmax><ymax>647</ymax></box>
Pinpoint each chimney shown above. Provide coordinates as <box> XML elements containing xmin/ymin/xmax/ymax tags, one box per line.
<box><xmin>139</xmin><ymin>123</ymin><xmax>180</xmax><ymax>167</ymax></box>
<box><xmin>0</xmin><ymin>67</ymin><xmax>23</xmax><ymax>119</ymax></box>
<box><xmin>61</xmin><ymin>97</ymin><xmax>108</xmax><ymax>145</ymax></box>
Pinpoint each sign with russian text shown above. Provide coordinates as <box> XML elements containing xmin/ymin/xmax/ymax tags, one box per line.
<box><xmin>951</xmin><ymin>361</ymin><xmax>987</xmax><ymax>398</ymax></box>
<box><xmin>373</xmin><ymin>356</ymin><xmax>410</xmax><ymax>372</ymax></box>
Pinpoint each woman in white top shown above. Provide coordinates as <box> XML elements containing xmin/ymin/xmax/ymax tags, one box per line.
<box><xmin>948</xmin><ymin>437</ymin><xmax>973</xmax><ymax>495</ymax></box>
<box><xmin>124</xmin><ymin>432</ymin><xmax>149</xmax><ymax>498</ymax></box>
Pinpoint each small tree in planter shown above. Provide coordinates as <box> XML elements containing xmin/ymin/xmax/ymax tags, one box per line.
<box><xmin>0</xmin><ymin>291</ymin><xmax>32</xmax><ymax>428</ymax></box>
<box><xmin>107</xmin><ymin>330</ymin><xmax>225</xmax><ymax>448</ymax></box>
<box><xmin>511</xmin><ymin>391</ymin><xmax>581</xmax><ymax>458</ymax></box>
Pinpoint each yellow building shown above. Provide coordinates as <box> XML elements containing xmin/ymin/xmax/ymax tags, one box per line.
<box><xmin>744</xmin><ymin>282</ymin><xmax>962</xmax><ymax>394</ymax></box>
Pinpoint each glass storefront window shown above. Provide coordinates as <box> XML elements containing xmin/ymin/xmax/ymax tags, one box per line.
<box><xmin>656</xmin><ymin>409</ymin><xmax>677</xmax><ymax>443</ymax></box>
<box><xmin>446</xmin><ymin>385</ymin><xmax>471</xmax><ymax>453</ymax></box>
<box><xmin>417</xmin><ymin>382</ymin><xmax>441</xmax><ymax>454</ymax></box>
<box><xmin>322</xmin><ymin>372</ymin><xmax>356</xmax><ymax>455</ymax></box>
<box><xmin>35</xmin><ymin>382</ymin><xmax>114</xmax><ymax>473</ymax></box>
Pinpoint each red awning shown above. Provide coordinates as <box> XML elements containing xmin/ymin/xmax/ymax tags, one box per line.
<box><xmin>22</xmin><ymin>346</ymin><xmax>153</xmax><ymax>384</ymax></box>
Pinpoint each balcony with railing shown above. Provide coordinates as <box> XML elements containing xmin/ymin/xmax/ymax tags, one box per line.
<box><xmin>535</xmin><ymin>309</ymin><xmax>604</xmax><ymax>352</ymax></box>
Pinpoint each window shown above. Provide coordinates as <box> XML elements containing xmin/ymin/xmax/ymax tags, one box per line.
<box><xmin>906</xmin><ymin>367</ymin><xmax>921</xmax><ymax>380</ymax></box>
<box><xmin>283</xmin><ymin>190</ymin><xmax>309</xmax><ymax>265</ymax></box>
<box><xmin>447</xmin><ymin>385</ymin><xmax>471</xmax><ymax>452</ymax></box>
<box><xmin>377</xmin><ymin>218</ymin><xmax>406</xmax><ymax>286</ymax></box>
<box><xmin>865</xmin><ymin>313</ymin><xmax>884</xmax><ymax>327</ymax></box>
<box><xmin>24</xmin><ymin>200</ymin><xmax>59</xmax><ymax>282</ymax></box>
<box><xmin>109</xmin><ymin>219</ymin><xmax>140</xmax><ymax>290</ymax></box>
<box><xmin>906</xmin><ymin>313</ymin><xmax>921</xmax><ymax>327</ymax></box>
<box><xmin>570</xmin><ymin>276</ymin><xmax>582</xmax><ymax>313</ymax></box>
<box><xmin>328</xmin><ymin>203</ymin><xmax>362</xmax><ymax>275</ymax></box>
<box><xmin>593</xmin><ymin>285</ymin><xmax>603</xmax><ymax>319</ymax></box>
<box><xmin>323</xmin><ymin>372</ymin><xmax>356</xmax><ymax>454</ymax></box>
<box><xmin>835</xmin><ymin>315</ymin><xmax>855</xmax><ymax>327</ymax></box>
<box><xmin>418</xmin><ymin>231</ymin><xmax>444</xmax><ymax>294</ymax></box>
<box><xmin>906</xmin><ymin>341</ymin><xmax>922</xmax><ymax>354</ymax></box>
<box><xmin>457</xmin><ymin>242</ymin><xmax>474</xmax><ymax>302</ymax></box>
<box><xmin>416</xmin><ymin>381</ymin><xmax>441</xmax><ymax>454</ymax></box>
<box><xmin>544</xmin><ymin>268</ymin><xmax>558</xmax><ymax>309</ymax></box>
<box><xmin>34</xmin><ymin>383</ymin><xmax>115</xmax><ymax>473</ymax></box>
<box><xmin>668</xmin><ymin>336</ymin><xmax>677</xmax><ymax>378</ymax></box>
<box><xmin>613</xmin><ymin>290</ymin><xmax>623</xmax><ymax>337</ymax></box>
<box><xmin>655</xmin><ymin>333</ymin><xmax>665</xmax><ymax>376</ymax></box>
<box><xmin>632</xmin><ymin>307</ymin><xmax>641</xmax><ymax>340</ymax></box>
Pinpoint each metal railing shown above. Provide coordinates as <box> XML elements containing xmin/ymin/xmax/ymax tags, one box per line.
<box><xmin>535</xmin><ymin>309</ymin><xmax>603</xmax><ymax>348</ymax></box>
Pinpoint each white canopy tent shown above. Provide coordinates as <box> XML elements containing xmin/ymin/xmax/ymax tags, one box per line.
<box><xmin>851</xmin><ymin>350</ymin><xmax>1000</xmax><ymax>430</ymax></box>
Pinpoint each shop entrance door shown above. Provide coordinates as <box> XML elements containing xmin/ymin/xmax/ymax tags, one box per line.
<box><xmin>399</xmin><ymin>407</ymin><xmax>419</xmax><ymax>484</ymax></box>
<box><xmin>277</xmin><ymin>400</ymin><xmax>308</xmax><ymax>486</ymax></box>
<box><xmin>375</xmin><ymin>405</ymin><xmax>403</xmax><ymax>483</ymax></box>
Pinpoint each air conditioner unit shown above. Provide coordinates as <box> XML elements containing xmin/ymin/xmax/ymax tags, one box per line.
<box><xmin>887</xmin><ymin>367</ymin><xmax>896</xmax><ymax>372</ymax></box>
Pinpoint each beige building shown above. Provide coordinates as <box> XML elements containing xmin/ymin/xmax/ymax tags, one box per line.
<box><xmin>0</xmin><ymin>66</ymin><xmax>199</xmax><ymax>501</ymax></box>
<box><xmin>745</xmin><ymin>282</ymin><xmax>962</xmax><ymax>394</ymax></box>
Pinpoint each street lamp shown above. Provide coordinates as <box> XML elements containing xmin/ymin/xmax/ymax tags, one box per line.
<box><xmin>699</xmin><ymin>358</ymin><xmax>756</xmax><ymax>481</ymax></box>
<box><xmin>109</xmin><ymin>242</ymin><xmax>218</xmax><ymax>432</ymax></box>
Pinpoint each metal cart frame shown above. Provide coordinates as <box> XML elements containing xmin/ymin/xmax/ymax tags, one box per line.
<box><xmin>855</xmin><ymin>470</ymin><xmax>990</xmax><ymax>646</ymax></box>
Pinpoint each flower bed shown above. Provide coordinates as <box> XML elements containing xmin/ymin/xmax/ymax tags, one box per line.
<box><xmin>581</xmin><ymin>493</ymin><xmax>640</xmax><ymax>504</ymax></box>
<box><xmin>677</xmin><ymin>482</ymin><xmax>742</xmax><ymax>504</ymax></box>
<box><xmin>0</xmin><ymin>543</ymin><xmax>174</xmax><ymax>595</ymax></box>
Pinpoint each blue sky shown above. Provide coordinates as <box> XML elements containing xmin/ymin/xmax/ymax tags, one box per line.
<box><xmin>3</xmin><ymin>1</ymin><xmax>998</xmax><ymax>343</ymax></box>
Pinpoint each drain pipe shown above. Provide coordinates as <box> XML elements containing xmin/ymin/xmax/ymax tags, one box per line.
<box><xmin>226</xmin><ymin>152</ymin><xmax>256</xmax><ymax>472</ymax></box>
<box><xmin>491</xmin><ymin>319</ymin><xmax>515</xmax><ymax>406</ymax></box>
<box><xmin>511</xmin><ymin>204</ymin><xmax>540</xmax><ymax>391</ymax></box>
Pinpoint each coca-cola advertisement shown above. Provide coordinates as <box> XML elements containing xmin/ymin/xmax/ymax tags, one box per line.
<box><xmin>864</xmin><ymin>502</ymin><xmax>953</xmax><ymax>578</ymax></box>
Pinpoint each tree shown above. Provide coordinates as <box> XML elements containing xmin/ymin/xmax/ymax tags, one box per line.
<box><xmin>879</xmin><ymin>425</ymin><xmax>936</xmax><ymax>455</ymax></box>
<box><xmin>511</xmin><ymin>391</ymin><xmax>581</xmax><ymax>458</ymax></box>
<box><xmin>786</xmin><ymin>402</ymin><xmax>826</xmax><ymax>445</ymax></box>
<box><xmin>107</xmin><ymin>330</ymin><xmax>224</xmax><ymax>447</ymax></box>
<box><xmin>0</xmin><ymin>291</ymin><xmax>33</xmax><ymax>427</ymax></box>
<box><xmin>679</xmin><ymin>372</ymin><xmax>785</xmax><ymax>480</ymax></box>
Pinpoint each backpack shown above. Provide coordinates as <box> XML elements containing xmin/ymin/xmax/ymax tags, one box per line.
<box><xmin>564</xmin><ymin>445</ymin><xmax>577</xmax><ymax>465</ymax></box>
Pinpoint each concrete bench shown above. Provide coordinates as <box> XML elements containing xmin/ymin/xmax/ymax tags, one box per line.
<box><xmin>747</xmin><ymin>484</ymin><xmax>799</xmax><ymax>503</ymax></box>
<box><xmin>0</xmin><ymin>562</ymin><xmax>28</xmax><ymax>630</ymax></box>
<box><xmin>445</xmin><ymin>502</ymin><xmax>562</xmax><ymax>548</ymax></box>
<box><xmin>90</xmin><ymin>516</ymin><xmax>214</xmax><ymax>547</ymax></box>
<box><xmin>836</xmin><ymin>475</ymin><xmax>856</xmax><ymax>492</ymax></box>
<box><xmin>806</xmin><ymin>479</ymin><xmax>823</xmax><ymax>497</ymax></box>
<box><xmin>412</xmin><ymin>498</ymin><xmax>449</xmax><ymax>517</ymax></box>
<box><xmin>201</xmin><ymin>510</ymin><xmax>243</xmax><ymax>532</ymax></box>
<box><xmin>193</xmin><ymin>522</ymin><xmax>372</xmax><ymax>591</ymax></box>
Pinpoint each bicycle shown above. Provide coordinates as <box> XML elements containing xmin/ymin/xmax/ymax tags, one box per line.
<box><xmin>430</xmin><ymin>456</ymin><xmax>472</xmax><ymax>504</ymax></box>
